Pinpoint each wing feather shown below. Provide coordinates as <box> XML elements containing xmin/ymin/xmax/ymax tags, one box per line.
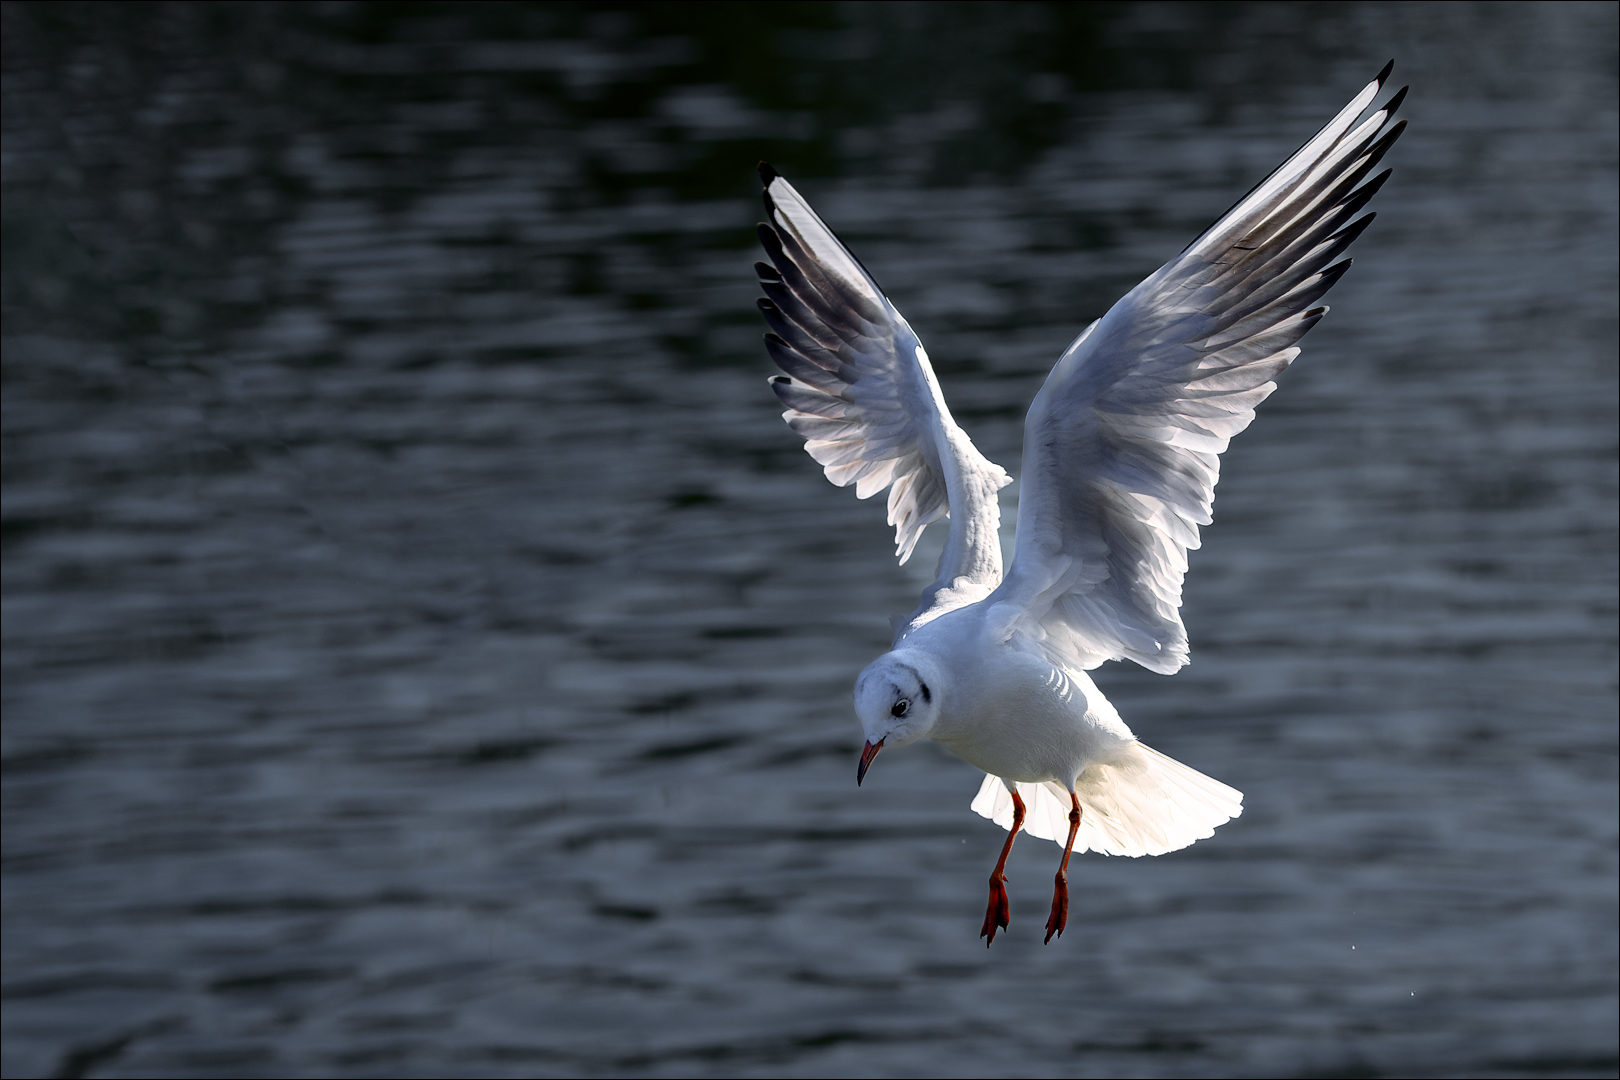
<box><xmin>987</xmin><ymin>67</ymin><xmax>1407</xmax><ymax>674</ymax></box>
<box><xmin>755</xmin><ymin>167</ymin><xmax>1012</xmax><ymax>633</ymax></box>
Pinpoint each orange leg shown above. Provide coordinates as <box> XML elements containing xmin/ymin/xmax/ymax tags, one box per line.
<box><xmin>980</xmin><ymin>790</ymin><xmax>1026</xmax><ymax>946</ymax></box>
<box><xmin>1044</xmin><ymin>791</ymin><xmax>1083</xmax><ymax>944</ymax></box>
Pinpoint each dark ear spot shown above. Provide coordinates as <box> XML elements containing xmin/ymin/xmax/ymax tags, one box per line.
<box><xmin>919</xmin><ymin>682</ymin><xmax>931</xmax><ymax>703</ymax></box>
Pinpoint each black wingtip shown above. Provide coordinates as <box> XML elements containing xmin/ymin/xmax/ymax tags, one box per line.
<box><xmin>1337</xmin><ymin>169</ymin><xmax>1392</xmax><ymax>216</ymax></box>
<box><xmin>758</xmin><ymin>161</ymin><xmax>779</xmax><ymax>186</ymax></box>
<box><xmin>1382</xmin><ymin>85</ymin><xmax>1409</xmax><ymax>117</ymax></box>
<box><xmin>1329</xmin><ymin>211</ymin><xmax>1376</xmax><ymax>245</ymax></box>
<box><xmin>1376</xmin><ymin>59</ymin><xmax>1395</xmax><ymax>86</ymax></box>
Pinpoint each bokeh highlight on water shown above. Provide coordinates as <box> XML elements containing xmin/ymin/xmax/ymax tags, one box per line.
<box><xmin>3</xmin><ymin>3</ymin><xmax>1616</xmax><ymax>1078</ymax></box>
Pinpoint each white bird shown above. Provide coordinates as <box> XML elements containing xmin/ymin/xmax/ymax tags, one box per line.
<box><xmin>754</xmin><ymin>64</ymin><xmax>1406</xmax><ymax>944</ymax></box>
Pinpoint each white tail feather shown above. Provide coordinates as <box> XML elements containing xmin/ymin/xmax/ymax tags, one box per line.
<box><xmin>969</xmin><ymin>742</ymin><xmax>1242</xmax><ymax>857</ymax></box>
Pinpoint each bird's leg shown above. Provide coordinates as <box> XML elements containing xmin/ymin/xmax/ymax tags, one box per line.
<box><xmin>980</xmin><ymin>790</ymin><xmax>1026</xmax><ymax>946</ymax></box>
<box><xmin>1044</xmin><ymin>791</ymin><xmax>1083</xmax><ymax>944</ymax></box>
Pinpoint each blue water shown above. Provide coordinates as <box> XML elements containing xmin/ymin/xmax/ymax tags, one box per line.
<box><xmin>3</xmin><ymin>3</ymin><xmax>1616</xmax><ymax>1077</ymax></box>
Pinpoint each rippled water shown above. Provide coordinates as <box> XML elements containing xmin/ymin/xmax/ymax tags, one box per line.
<box><xmin>3</xmin><ymin>3</ymin><xmax>1616</xmax><ymax>1078</ymax></box>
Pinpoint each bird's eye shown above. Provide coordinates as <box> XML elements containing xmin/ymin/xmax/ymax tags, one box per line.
<box><xmin>891</xmin><ymin>699</ymin><xmax>910</xmax><ymax>717</ymax></box>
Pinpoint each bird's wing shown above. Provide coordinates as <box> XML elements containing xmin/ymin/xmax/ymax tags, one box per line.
<box><xmin>984</xmin><ymin>64</ymin><xmax>1407</xmax><ymax>674</ymax></box>
<box><xmin>755</xmin><ymin>166</ymin><xmax>1011</xmax><ymax>639</ymax></box>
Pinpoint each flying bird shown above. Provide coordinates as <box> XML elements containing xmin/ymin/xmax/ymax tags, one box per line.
<box><xmin>752</xmin><ymin>64</ymin><xmax>1406</xmax><ymax>944</ymax></box>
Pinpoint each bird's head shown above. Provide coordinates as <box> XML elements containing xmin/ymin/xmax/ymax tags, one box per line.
<box><xmin>852</xmin><ymin>650</ymin><xmax>943</xmax><ymax>785</ymax></box>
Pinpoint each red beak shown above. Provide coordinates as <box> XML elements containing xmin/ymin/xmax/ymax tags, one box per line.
<box><xmin>857</xmin><ymin>738</ymin><xmax>885</xmax><ymax>786</ymax></box>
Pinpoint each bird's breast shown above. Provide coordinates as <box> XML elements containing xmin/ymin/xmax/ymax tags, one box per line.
<box><xmin>930</xmin><ymin>648</ymin><xmax>1134</xmax><ymax>786</ymax></box>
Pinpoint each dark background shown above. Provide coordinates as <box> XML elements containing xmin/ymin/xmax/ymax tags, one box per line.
<box><xmin>3</xmin><ymin>3</ymin><xmax>1616</xmax><ymax>1078</ymax></box>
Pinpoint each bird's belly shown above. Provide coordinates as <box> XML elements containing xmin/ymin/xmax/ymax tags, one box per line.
<box><xmin>935</xmin><ymin>734</ymin><xmax>1060</xmax><ymax>784</ymax></box>
<box><xmin>931</xmin><ymin>660</ymin><xmax>1135</xmax><ymax>785</ymax></box>
<box><xmin>934</xmin><ymin>708</ymin><xmax>1120</xmax><ymax>786</ymax></box>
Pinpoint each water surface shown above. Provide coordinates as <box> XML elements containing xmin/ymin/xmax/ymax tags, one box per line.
<box><xmin>3</xmin><ymin>3</ymin><xmax>1616</xmax><ymax>1078</ymax></box>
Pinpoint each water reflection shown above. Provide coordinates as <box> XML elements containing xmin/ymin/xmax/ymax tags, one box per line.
<box><xmin>3</xmin><ymin>3</ymin><xmax>1616</xmax><ymax>1078</ymax></box>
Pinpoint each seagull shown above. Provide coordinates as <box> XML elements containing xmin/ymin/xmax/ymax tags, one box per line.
<box><xmin>753</xmin><ymin>64</ymin><xmax>1406</xmax><ymax>945</ymax></box>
